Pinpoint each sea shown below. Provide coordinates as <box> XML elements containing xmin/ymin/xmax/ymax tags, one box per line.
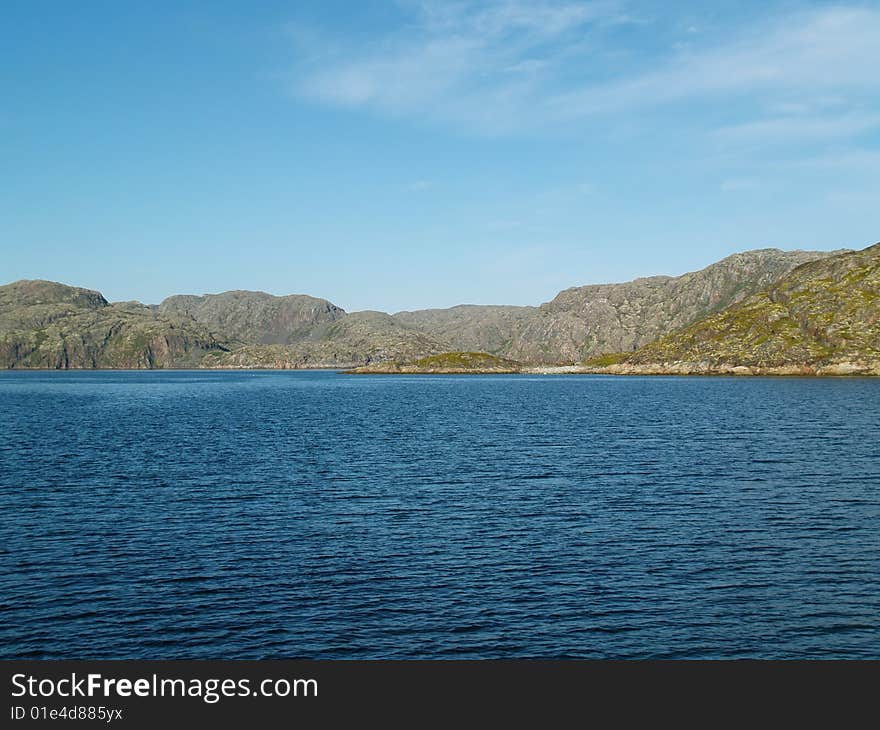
<box><xmin>1</xmin><ymin>370</ymin><xmax>877</xmax><ymax>658</ymax></box>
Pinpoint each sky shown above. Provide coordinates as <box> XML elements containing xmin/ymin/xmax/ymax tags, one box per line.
<box><xmin>2</xmin><ymin>1</ymin><xmax>879</xmax><ymax>312</ymax></box>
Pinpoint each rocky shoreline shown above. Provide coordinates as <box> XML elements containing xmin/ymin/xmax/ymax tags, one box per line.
<box><xmin>347</xmin><ymin>360</ymin><xmax>880</xmax><ymax>376</ymax></box>
<box><xmin>5</xmin><ymin>362</ymin><xmax>878</xmax><ymax>375</ymax></box>
<box><xmin>576</xmin><ymin>361</ymin><xmax>880</xmax><ymax>376</ymax></box>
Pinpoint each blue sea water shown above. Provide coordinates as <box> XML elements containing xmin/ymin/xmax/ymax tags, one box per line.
<box><xmin>0</xmin><ymin>370</ymin><xmax>877</xmax><ymax>659</ymax></box>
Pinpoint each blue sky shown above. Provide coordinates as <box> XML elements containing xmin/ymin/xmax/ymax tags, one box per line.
<box><xmin>2</xmin><ymin>1</ymin><xmax>879</xmax><ymax>312</ymax></box>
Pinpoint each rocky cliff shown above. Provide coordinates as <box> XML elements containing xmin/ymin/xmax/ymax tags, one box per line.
<box><xmin>394</xmin><ymin>249</ymin><xmax>840</xmax><ymax>362</ymax></box>
<box><xmin>157</xmin><ymin>290</ymin><xmax>345</xmax><ymax>345</ymax></box>
<box><xmin>0</xmin><ymin>280</ymin><xmax>226</xmax><ymax>368</ymax></box>
<box><xmin>200</xmin><ymin>311</ymin><xmax>449</xmax><ymax>368</ymax></box>
<box><xmin>0</xmin><ymin>245</ymin><xmax>858</xmax><ymax>369</ymax></box>
<box><xmin>589</xmin><ymin>243</ymin><xmax>880</xmax><ymax>375</ymax></box>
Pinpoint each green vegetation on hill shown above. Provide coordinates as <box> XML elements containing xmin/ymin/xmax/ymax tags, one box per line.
<box><xmin>411</xmin><ymin>351</ymin><xmax>520</xmax><ymax>369</ymax></box>
<box><xmin>350</xmin><ymin>351</ymin><xmax>522</xmax><ymax>373</ymax></box>
<box><xmin>581</xmin><ymin>352</ymin><xmax>629</xmax><ymax>367</ymax></box>
<box><xmin>615</xmin><ymin>243</ymin><xmax>880</xmax><ymax>373</ymax></box>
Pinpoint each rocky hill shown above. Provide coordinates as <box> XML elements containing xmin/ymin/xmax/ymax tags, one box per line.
<box><xmin>393</xmin><ymin>305</ymin><xmax>534</xmax><ymax>354</ymax></box>
<box><xmin>158</xmin><ymin>290</ymin><xmax>344</xmax><ymax>345</ymax></box>
<box><xmin>394</xmin><ymin>249</ymin><xmax>840</xmax><ymax>362</ymax></box>
<box><xmin>588</xmin><ymin>243</ymin><xmax>880</xmax><ymax>375</ymax></box>
<box><xmin>0</xmin><ymin>246</ymin><xmax>857</xmax><ymax>369</ymax></box>
<box><xmin>0</xmin><ymin>280</ymin><xmax>226</xmax><ymax>368</ymax></box>
<box><xmin>200</xmin><ymin>311</ymin><xmax>448</xmax><ymax>369</ymax></box>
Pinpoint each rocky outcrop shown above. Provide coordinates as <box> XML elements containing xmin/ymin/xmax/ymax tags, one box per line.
<box><xmin>201</xmin><ymin>311</ymin><xmax>449</xmax><ymax>369</ymax></box>
<box><xmin>393</xmin><ymin>249</ymin><xmax>841</xmax><ymax>363</ymax></box>
<box><xmin>0</xmin><ymin>281</ymin><xmax>226</xmax><ymax>368</ymax></box>
<box><xmin>393</xmin><ymin>305</ymin><xmax>535</xmax><ymax>355</ymax></box>
<box><xmin>584</xmin><ymin>243</ymin><xmax>880</xmax><ymax>375</ymax></box>
<box><xmin>158</xmin><ymin>290</ymin><xmax>345</xmax><ymax>345</ymax></box>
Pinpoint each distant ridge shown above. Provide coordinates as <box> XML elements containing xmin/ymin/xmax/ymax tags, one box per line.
<box><xmin>393</xmin><ymin>248</ymin><xmax>843</xmax><ymax>362</ymax></box>
<box><xmin>0</xmin><ymin>245</ymin><xmax>858</xmax><ymax>369</ymax></box>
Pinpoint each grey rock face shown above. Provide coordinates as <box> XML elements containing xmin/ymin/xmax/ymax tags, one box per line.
<box><xmin>0</xmin><ymin>280</ymin><xmax>226</xmax><ymax>368</ymax></box>
<box><xmin>0</xmin><ymin>247</ymin><xmax>846</xmax><ymax>368</ymax></box>
<box><xmin>158</xmin><ymin>290</ymin><xmax>345</xmax><ymax>345</ymax></box>
<box><xmin>394</xmin><ymin>249</ymin><xmax>842</xmax><ymax>362</ymax></box>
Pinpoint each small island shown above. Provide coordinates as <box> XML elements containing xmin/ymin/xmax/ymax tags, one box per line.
<box><xmin>348</xmin><ymin>352</ymin><xmax>599</xmax><ymax>375</ymax></box>
<box><xmin>348</xmin><ymin>351</ymin><xmax>523</xmax><ymax>374</ymax></box>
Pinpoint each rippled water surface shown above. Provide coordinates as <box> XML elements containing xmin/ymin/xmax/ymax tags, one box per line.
<box><xmin>1</xmin><ymin>370</ymin><xmax>878</xmax><ymax>659</ymax></box>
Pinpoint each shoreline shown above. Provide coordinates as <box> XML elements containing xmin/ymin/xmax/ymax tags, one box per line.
<box><xmin>0</xmin><ymin>366</ymin><xmax>347</xmax><ymax>373</ymax></box>
<box><xmin>574</xmin><ymin>361</ymin><xmax>880</xmax><ymax>377</ymax></box>
<box><xmin>3</xmin><ymin>362</ymin><xmax>879</xmax><ymax>376</ymax></box>
<box><xmin>345</xmin><ymin>361</ymin><xmax>880</xmax><ymax>376</ymax></box>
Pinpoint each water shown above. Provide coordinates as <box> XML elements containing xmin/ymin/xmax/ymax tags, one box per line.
<box><xmin>0</xmin><ymin>370</ymin><xmax>878</xmax><ymax>659</ymax></box>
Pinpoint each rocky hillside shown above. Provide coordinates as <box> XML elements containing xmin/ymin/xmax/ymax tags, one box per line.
<box><xmin>394</xmin><ymin>249</ymin><xmax>840</xmax><ymax>362</ymax></box>
<box><xmin>0</xmin><ymin>246</ymin><xmax>854</xmax><ymax>369</ymax></box>
<box><xmin>200</xmin><ymin>311</ymin><xmax>449</xmax><ymax>369</ymax></box>
<box><xmin>393</xmin><ymin>305</ymin><xmax>534</xmax><ymax>354</ymax></box>
<box><xmin>593</xmin><ymin>243</ymin><xmax>880</xmax><ymax>375</ymax></box>
<box><xmin>0</xmin><ymin>280</ymin><xmax>448</xmax><ymax>369</ymax></box>
<box><xmin>158</xmin><ymin>290</ymin><xmax>344</xmax><ymax>345</ymax></box>
<box><xmin>0</xmin><ymin>280</ymin><xmax>226</xmax><ymax>368</ymax></box>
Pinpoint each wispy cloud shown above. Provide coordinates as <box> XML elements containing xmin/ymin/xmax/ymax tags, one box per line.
<box><xmin>549</xmin><ymin>7</ymin><xmax>880</xmax><ymax>117</ymax></box>
<box><xmin>781</xmin><ymin>148</ymin><xmax>880</xmax><ymax>172</ymax></box>
<box><xmin>287</xmin><ymin>2</ymin><xmax>880</xmax><ymax>143</ymax></box>
<box><xmin>712</xmin><ymin>113</ymin><xmax>880</xmax><ymax>147</ymax></box>
<box><xmin>289</xmin><ymin>0</ymin><xmax>633</xmax><ymax>132</ymax></box>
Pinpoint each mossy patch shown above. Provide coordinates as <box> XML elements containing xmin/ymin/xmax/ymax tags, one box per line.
<box><xmin>622</xmin><ymin>244</ymin><xmax>880</xmax><ymax>368</ymax></box>
<box><xmin>410</xmin><ymin>351</ymin><xmax>519</xmax><ymax>369</ymax></box>
<box><xmin>350</xmin><ymin>351</ymin><xmax>523</xmax><ymax>374</ymax></box>
<box><xmin>582</xmin><ymin>352</ymin><xmax>629</xmax><ymax>367</ymax></box>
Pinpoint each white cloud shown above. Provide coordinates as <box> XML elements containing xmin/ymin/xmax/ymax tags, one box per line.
<box><xmin>290</xmin><ymin>0</ymin><xmax>630</xmax><ymax>131</ymax></box>
<box><xmin>287</xmin><ymin>3</ymin><xmax>880</xmax><ymax>141</ymax></box>
<box><xmin>411</xmin><ymin>0</ymin><xmax>619</xmax><ymax>39</ymax></box>
<box><xmin>547</xmin><ymin>7</ymin><xmax>880</xmax><ymax>118</ymax></box>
